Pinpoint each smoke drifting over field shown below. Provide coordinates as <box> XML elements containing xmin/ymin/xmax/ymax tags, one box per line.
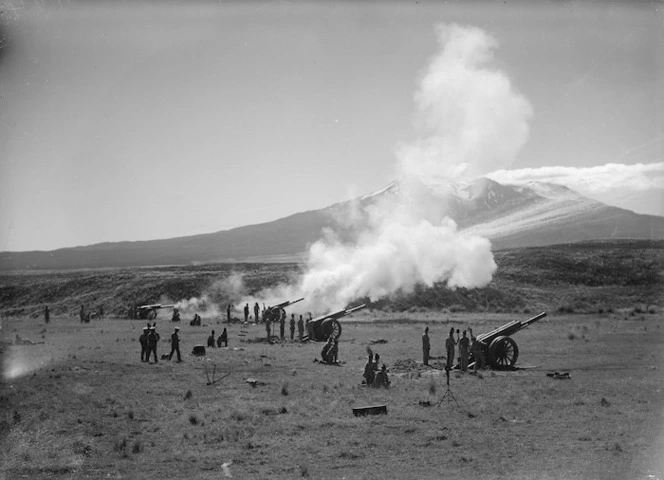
<box><xmin>242</xmin><ymin>24</ymin><xmax>534</xmax><ymax>313</ymax></box>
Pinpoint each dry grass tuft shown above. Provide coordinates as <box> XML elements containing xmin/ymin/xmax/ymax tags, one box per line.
<box><xmin>281</xmin><ymin>382</ymin><xmax>289</xmax><ymax>396</ymax></box>
<box><xmin>184</xmin><ymin>390</ymin><xmax>192</xmax><ymax>400</ymax></box>
<box><xmin>189</xmin><ymin>414</ymin><xmax>199</xmax><ymax>425</ymax></box>
<box><xmin>132</xmin><ymin>440</ymin><xmax>143</xmax><ymax>454</ymax></box>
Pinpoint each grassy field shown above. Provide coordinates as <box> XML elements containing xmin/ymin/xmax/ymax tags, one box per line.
<box><xmin>2</xmin><ymin>310</ymin><xmax>663</xmax><ymax>479</ymax></box>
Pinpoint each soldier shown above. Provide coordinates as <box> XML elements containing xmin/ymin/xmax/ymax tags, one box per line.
<box><xmin>147</xmin><ymin>326</ymin><xmax>160</xmax><ymax>363</ymax></box>
<box><xmin>363</xmin><ymin>353</ymin><xmax>375</xmax><ymax>386</ymax></box>
<box><xmin>459</xmin><ymin>330</ymin><xmax>470</xmax><ymax>372</ymax></box>
<box><xmin>99</xmin><ymin>305</ymin><xmax>104</xmax><ymax>320</ymax></box>
<box><xmin>321</xmin><ymin>337</ymin><xmax>334</xmax><ymax>363</ymax></box>
<box><xmin>207</xmin><ymin>330</ymin><xmax>216</xmax><ymax>348</ymax></box>
<box><xmin>217</xmin><ymin>327</ymin><xmax>228</xmax><ymax>347</ymax></box>
<box><xmin>79</xmin><ymin>305</ymin><xmax>85</xmax><ymax>324</ymax></box>
<box><xmin>244</xmin><ymin>303</ymin><xmax>249</xmax><ymax>323</ymax></box>
<box><xmin>265</xmin><ymin>317</ymin><xmax>272</xmax><ymax>342</ymax></box>
<box><xmin>279</xmin><ymin>313</ymin><xmax>285</xmax><ymax>340</ymax></box>
<box><xmin>44</xmin><ymin>306</ymin><xmax>50</xmax><ymax>324</ymax></box>
<box><xmin>445</xmin><ymin>328</ymin><xmax>457</xmax><ymax>371</ymax></box>
<box><xmin>373</xmin><ymin>353</ymin><xmax>381</xmax><ymax>373</ymax></box>
<box><xmin>289</xmin><ymin>313</ymin><xmax>295</xmax><ymax>340</ymax></box>
<box><xmin>254</xmin><ymin>302</ymin><xmax>260</xmax><ymax>323</ymax></box>
<box><xmin>374</xmin><ymin>364</ymin><xmax>390</xmax><ymax>388</ymax></box>
<box><xmin>297</xmin><ymin>315</ymin><xmax>304</xmax><ymax>342</ymax></box>
<box><xmin>172</xmin><ymin>308</ymin><xmax>180</xmax><ymax>322</ymax></box>
<box><xmin>226</xmin><ymin>304</ymin><xmax>231</xmax><ymax>323</ymax></box>
<box><xmin>169</xmin><ymin>327</ymin><xmax>182</xmax><ymax>362</ymax></box>
<box><xmin>469</xmin><ymin>328</ymin><xmax>484</xmax><ymax>371</ymax></box>
<box><xmin>422</xmin><ymin>327</ymin><xmax>430</xmax><ymax>366</ymax></box>
<box><xmin>330</xmin><ymin>339</ymin><xmax>339</xmax><ymax>364</ymax></box>
<box><xmin>139</xmin><ymin>326</ymin><xmax>149</xmax><ymax>362</ymax></box>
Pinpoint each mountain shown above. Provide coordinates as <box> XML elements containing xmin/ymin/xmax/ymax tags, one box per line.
<box><xmin>2</xmin><ymin>178</ymin><xmax>663</xmax><ymax>270</ymax></box>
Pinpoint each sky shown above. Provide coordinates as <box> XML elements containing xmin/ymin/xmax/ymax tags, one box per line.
<box><xmin>0</xmin><ymin>0</ymin><xmax>662</xmax><ymax>252</ymax></box>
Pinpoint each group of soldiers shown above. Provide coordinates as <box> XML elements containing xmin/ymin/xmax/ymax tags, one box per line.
<box><xmin>206</xmin><ymin>328</ymin><xmax>228</xmax><ymax>348</ymax></box>
<box><xmin>138</xmin><ymin>323</ymin><xmax>183</xmax><ymax>363</ymax></box>
<box><xmin>422</xmin><ymin>326</ymin><xmax>485</xmax><ymax>372</ymax></box>
<box><xmin>362</xmin><ymin>352</ymin><xmax>390</xmax><ymax>388</ymax></box>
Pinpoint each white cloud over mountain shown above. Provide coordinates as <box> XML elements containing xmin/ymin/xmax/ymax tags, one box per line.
<box><xmin>488</xmin><ymin>162</ymin><xmax>664</xmax><ymax>216</ymax></box>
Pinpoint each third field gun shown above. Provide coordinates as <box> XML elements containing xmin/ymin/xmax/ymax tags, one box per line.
<box><xmin>262</xmin><ymin>298</ymin><xmax>305</xmax><ymax>323</ymax></box>
<box><xmin>470</xmin><ymin>311</ymin><xmax>547</xmax><ymax>370</ymax></box>
<box><xmin>308</xmin><ymin>304</ymin><xmax>367</xmax><ymax>342</ymax></box>
<box><xmin>136</xmin><ymin>304</ymin><xmax>175</xmax><ymax>320</ymax></box>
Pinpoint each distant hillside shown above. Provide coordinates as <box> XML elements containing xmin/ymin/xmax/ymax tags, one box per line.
<box><xmin>1</xmin><ymin>179</ymin><xmax>663</xmax><ymax>270</ymax></box>
<box><xmin>1</xmin><ymin>240</ymin><xmax>662</xmax><ymax>318</ymax></box>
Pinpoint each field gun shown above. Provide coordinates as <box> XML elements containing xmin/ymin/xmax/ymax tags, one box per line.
<box><xmin>308</xmin><ymin>304</ymin><xmax>366</xmax><ymax>342</ymax></box>
<box><xmin>471</xmin><ymin>312</ymin><xmax>547</xmax><ymax>369</ymax></box>
<box><xmin>262</xmin><ymin>298</ymin><xmax>304</xmax><ymax>323</ymax></box>
<box><xmin>136</xmin><ymin>304</ymin><xmax>175</xmax><ymax>320</ymax></box>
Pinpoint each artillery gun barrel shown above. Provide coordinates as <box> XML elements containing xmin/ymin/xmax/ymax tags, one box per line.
<box><xmin>522</xmin><ymin>311</ymin><xmax>547</xmax><ymax>327</ymax></box>
<box><xmin>271</xmin><ymin>297</ymin><xmax>304</xmax><ymax>310</ymax></box>
<box><xmin>138</xmin><ymin>304</ymin><xmax>174</xmax><ymax>310</ymax></box>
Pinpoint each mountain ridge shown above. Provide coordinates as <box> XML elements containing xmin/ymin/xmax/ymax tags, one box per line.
<box><xmin>2</xmin><ymin>178</ymin><xmax>663</xmax><ymax>270</ymax></box>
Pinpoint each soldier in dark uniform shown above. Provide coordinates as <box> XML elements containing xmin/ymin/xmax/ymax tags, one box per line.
<box><xmin>445</xmin><ymin>328</ymin><xmax>457</xmax><ymax>371</ymax></box>
<box><xmin>217</xmin><ymin>327</ymin><xmax>228</xmax><ymax>347</ymax></box>
<box><xmin>422</xmin><ymin>326</ymin><xmax>430</xmax><ymax>366</ymax></box>
<box><xmin>139</xmin><ymin>327</ymin><xmax>149</xmax><ymax>362</ymax></box>
<box><xmin>244</xmin><ymin>303</ymin><xmax>249</xmax><ymax>323</ymax></box>
<box><xmin>459</xmin><ymin>330</ymin><xmax>470</xmax><ymax>372</ymax></box>
<box><xmin>290</xmin><ymin>314</ymin><xmax>295</xmax><ymax>340</ymax></box>
<box><xmin>169</xmin><ymin>326</ymin><xmax>182</xmax><ymax>362</ymax></box>
<box><xmin>279</xmin><ymin>314</ymin><xmax>285</xmax><ymax>340</ymax></box>
<box><xmin>363</xmin><ymin>353</ymin><xmax>375</xmax><ymax>386</ymax></box>
<box><xmin>80</xmin><ymin>305</ymin><xmax>85</xmax><ymax>324</ymax></box>
<box><xmin>172</xmin><ymin>308</ymin><xmax>180</xmax><ymax>322</ymax></box>
<box><xmin>321</xmin><ymin>337</ymin><xmax>334</xmax><ymax>363</ymax></box>
<box><xmin>44</xmin><ymin>306</ymin><xmax>50</xmax><ymax>324</ymax></box>
<box><xmin>207</xmin><ymin>330</ymin><xmax>216</xmax><ymax>348</ymax></box>
<box><xmin>147</xmin><ymin>327</ymin><xmax>160</xmax><ymax>363</ymax></box>
<box><xmin>297</xmin><ymin>315</ymin><xmax>304</xmax><ymax>342</ymax></box>
<box><xmin>254</xmin><ymin>302</ymin><xmax>260</xmax><ymax>323</ymax></box>
<box><xmin>374</xmin><ymin>364</ymin><xmax>390</xmax><ymax>388</ymax></box>
<box><xmin>226</xmin><ymin>304</ymin><xmax>231</xmax><ymax>323</ymax></box>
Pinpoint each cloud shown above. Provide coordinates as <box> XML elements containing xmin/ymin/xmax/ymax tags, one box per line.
<box><xmin>487</xmin><ymin>162</ymin><xmax>664</xmax><ymax>193</ymax></box>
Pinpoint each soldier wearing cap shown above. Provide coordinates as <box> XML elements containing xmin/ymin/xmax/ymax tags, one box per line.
<box><xmin>147</xmin><ymin>326</ymin><xmax>160</xmax><ymax>363</ymax></box>
<box><xmin>169</xmin><ymin>326</ymin><xmax>182</xmax><ymax>362</ymax></box>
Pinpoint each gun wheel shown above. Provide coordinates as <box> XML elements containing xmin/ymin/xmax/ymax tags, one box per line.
<box><xmin>488</xmin><ymin>336</ymin><xmax>519</xmax><ymax>369</ymax></box>
<box><xmin>329</xmin><ymin>319</ymin><xmax>342</xmax><ymax>340</ymax></box>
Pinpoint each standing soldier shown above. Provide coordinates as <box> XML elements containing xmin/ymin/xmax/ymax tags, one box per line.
<box><xmin>363</xmin><ymin>353</ymin><xmax>375</xmax><ymax>386</ymax></box>
<box><xmin>422</xmin><ymin>327</ymin><xmax>430</xmax><ymax>366</ymax></box>
<box><xmin>289</xmin><ymin>313</ymin><xmax>296</xmax><ymax>340</ymax></box>
<box><xmin>265</xmin><ymin>317</ymin><xmax>272</xmax><ymax>342</ymax></box>
<box><xmin>279</xmin><ymin>313</ymin><xmax>285</xmax><ymax>341</ymax></box>
<box><xmin>244</xmin><ymin>303</ymin><xmax>249</xmax><ymax>323</ymax></box>
<box><xmin>297</xmin><ymin>315</ymin><xmax>304</xmax><ymax>342</ymax></box>
<box><xmin>44</xmin><ymin>306</ymin><xmax>50</xmax><ymax>324</ymax></box>
<box><xmin>139</xmin><ymin>327</ymin><xmax>149</xmax><ymax>362</ymax></box>
<box><xmin>469</xmin><ymin>328</ymin><xmax>484</xmax><ymax>371</ymax></box>
<box><xmin>254</xmin><ymin>302</ymin><xmax>260</xmax><ymax>323</ymax></box>
<box><xmin>171</xmin><ymin>308</ymin><xmax>180</xmax><ymax>322</ymax></box>
<box><xmin>207</xmin><ymin>330</ymin><xmax>216</xmax><ymax>348</ymax></box>
<box><xmin>445</xmin><ymin>328</ymin><xmax>457</xmax><ymax>371</ymax></box>
<box><xmin>99</xmin><ymin>305</ymin><xmax>104</xmax><ymax>320</ymax></box>
<box><xmin>226</xmin><ymin>304</ymin><xmax>231</xmax><ymax>323</ymax></box>
<box><xmin>79</xmin><ymin>305</ymin><xmax>85</xmax><ymax>324</ymax></box>
<box><xmin>147</xmin><ymin>326</ymin><xmax>160</xmax><ymax>363</ymax></box>
<box><xmin>169</xmin><ymin>327</ymin><xmax>182</xmax><ymax>362</ymax></box>
<box><xmin>459</xmin><ymin>330</ymin><xmax>470</xmax><ymax>372</ymax></box>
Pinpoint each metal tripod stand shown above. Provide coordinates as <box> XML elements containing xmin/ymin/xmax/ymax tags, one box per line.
<box><xmin>437</xmin><ymin>367</ymin><xmax>461</xmax><ymax>410</ymax></box>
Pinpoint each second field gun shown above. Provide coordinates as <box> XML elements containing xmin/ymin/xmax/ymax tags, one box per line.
<box><xmin>262</xmin><ymin>298</ymin><xmax>304</xmax><ymax>323</ymax></box>
<box><xmin>308</xmin><ymin>304</ymin><xmax>367</xmax><ymax>342</ymax></box>
<box><xmin>136</xmin><ymin>304</ymin><xmax>175</xmax><ymax>320</ymax></box>
<box><xmin>470</xmin><ymin>311</ymin><xmax>547</xmax><ymax>369</ymax></box>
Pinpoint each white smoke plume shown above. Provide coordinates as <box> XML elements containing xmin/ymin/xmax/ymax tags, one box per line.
<box><xmin>174</xmin><ymin>273</ymin><xmax>246</xmax><ymax>318</ymax></box>
<box><xmin>252</xmin><ymin>24</ymin><xmax>533</xmax><ymax>313</ymax></box>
